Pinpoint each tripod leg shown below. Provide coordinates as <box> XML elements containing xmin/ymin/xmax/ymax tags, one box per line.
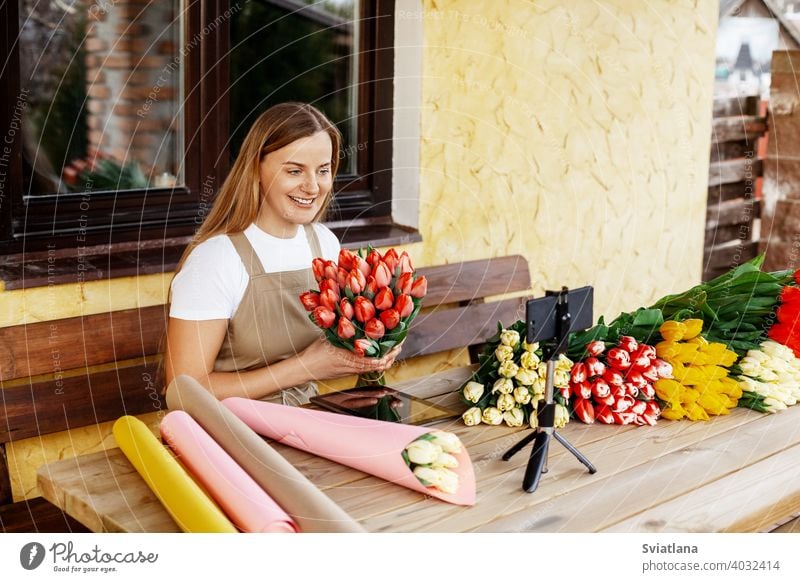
<box><xmin>502</xmin><ymin>430</ymin><xmax>537</xmax><ymax>461</ymax></box>
<box><xmin>553</xmin><ymin>432</ymin><xmax>597</xmax><ymax>474</ymax></box>
<box><xmin>522</xmin><ymin>432</ymin><xmax>552</xmax><ymax>493</ymax></box>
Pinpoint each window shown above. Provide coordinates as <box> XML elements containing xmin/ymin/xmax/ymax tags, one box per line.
<box><xmin>0</xmin><ymin>0</ymin><xmax>399</xmax><ymax>285</ymax></box>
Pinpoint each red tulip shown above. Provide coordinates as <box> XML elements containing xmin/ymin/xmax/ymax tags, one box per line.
<box><xmin>606</xmin><ymin>347</ymin><xmax>631</xmax><ymax>370</ymax></box>
<box><xmin>636</xmin><ymin>344</ymin><xmax>657</xmax><ymax>360</ymax></box>
<box><xmin>410</xmin><ymin>276</ymin><xmax>428</xmax><ymax>299</ymax></box>
<box><xmin>630</xmin><ymin>400</ymin><xmax>648</xmax><ymax>415</ymax></box>
<box><xmin>652</xmin><ymin>358</ymin><xmax>673</xmax><ymax>378</ymax></box>
<box><xmin>630</xmin><ymin>351</ymin><xmax>651</xmax><ymax>370</ymax></box>
<box><xmin>354</xmin><ymin>338</ymin><xmax>375</xmax><ymax>357</ymax></box>
<box><xmin>338</xmin><ymin>249</ymin><xmax>357</xmax><ymax>271</ymax></box>
<box><xmin>383</xmin><ymin>249</ymin><xmax>399</xmax><ymax>273</ymax></box>
<box><xmin>398</xmin><ymin>251</ymin><xmax>413</xmax><ymax>274</ymax></box>
<box><xmin>395</xmin><ymin>294</ymin><xmax>414</xmax><ymax>318</ymax></box>
<box><xmin>364</xmin><ymin>276</ymin><xmax>378</xmax><ymax>298</ymax></box>
<box><xmin>354</xmin><ymin>296</ymin><xmax>376</xmax><ymax>323</ymax></box>
<box><xmin>573</xmin><ymin>381</ymin><xmax>592</xmax><ymax>400</ymax></box>
<box><xmin>591</xmin><ymin>378</ymin><xmax>611</xmax><ymax>399</ymax></box>
<box><xmin>618</xmin><ymin>336</ymin><xmax>638</xmax><ymax>353</ymax></box>
<box><xmin>319</xmin><ymin>278</ymin><xmax>339</xmax><ymax>298</ymax></box>
<box><xmin>354</xmin><ymin>256</ymin><xmax>371</xmax><ymax>277</ymax></box>
<box><xmin>585</xmin><ymin>357</ymin><xmax>605</xmax><ymax>378</ymax></box>
<box><xmin>320</xmin><ymin>289</ymin><xmax>338</xmax><ymax>310</ymax></box>
<box><xmin>625</xmin><ymin>370</ymin><xmax>647</xmax><ymax>388</ymax></box>
<box><xmin>586</xmin><ymin>340</ymin><xmax>605</xmax><ymax>356</ymax></box>
<box><xmin>612</xmin><ymin>395</ymin><xmax>634</xmax><ymax>413</ymax></box>
<box><xmin>595</xmin><ymin>404</ymin><xmax>614</xmax><ymax>424</ymax></box>
<box><xmin>339</xmin><ymin>298</ymin><xmax>354</xmax><ymax>320</ymax></box>
<box><xmin>299</xmin><ymin>291</ymin><xmax>320</xmax><ymax>312</ymax></box>
<box><xmin>337</xmin><ymin>317</ymin><xmax>356</xmax><ymax>339</ymax></box>
<box><xmin>366</xmin><ymin>249</ymin><xmax>383</xmax><ymax>267</ymax></box>
<box><xmin>570</xmin><ymin>362</ymin><xmax>587</xmax><ymax>384</ymax></box>
<box><xmin>639</xmin><ymin>383</ymin><xmax>655</xmax><ymax>400</ymax></box>
<box><xmin>641</xmin><ymin>365</ymin><xmax>660</xmax><ymax>382</ymax></box>
<box><xmin>337</xmin><ymin>267</ymin><xmax>349</xmax><ymax>288</ymax></box>
<box><xmin>348</xmin><ymin>268</ymin><xmax>366</xmax><ymax>294</ymax></box>
<box><xmin>602</xmin><ymin>368</ymin><xmax>624</xmax><ymax>387</ymax></box>
<box><xmin>380</xmin><ymin>308</ymin><xmax>400</xmax><ymax>330</ymax></box>
<box><xmin>612</xmin><ymin>411</ymin><xmax>636</xmax><ymax>425</ymax></box>
<box><xmin>374</xmin><ymin>287</ymin><xmax>394</xmax><ymax>311</ymax></box>
<box><xmin>364</xmin><ymin>318</ymin><xmax>385</xmax><ymax>340</ymax></box>
<box><xmin>311</xmin><ymin>306</ymin><xmax>336</xmax><ymax>329</ymax></box>
<box><xmin>395</xmin><ymin>272</ymin><xmax>413</xmax><ymax>295</ymax></box>
<box><xmin>323</xmin><ymin>261</ymin><xmax>338</xmax><ymax>281</ymax></box>
<box><xmin>595</xmin><ymin>393</ymin><xmax>615</xmax><ymax>406</ymax></box>
<box><xmin>312</xmin><ymin>258</ymin><xmax>326</xmax><ymax>282</ymax></box>
<box><xmin>623</xmin><ymin>383</ymin><xmax>639</xmax><ymax>398</ymax></box>
<box><xmin>373</xmin><ymin>261</ymin><xmax>392</xmax><ymax>288</ymax></box>
<box><xmin>573</xmin><ymin>398</ymin><xmax>595</xmax><ymax>424</ymax></box>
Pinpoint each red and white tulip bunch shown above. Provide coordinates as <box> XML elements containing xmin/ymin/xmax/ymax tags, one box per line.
<box><xmin>300</xmin><ymin>247</ymin><xmax>426</xmax><ymax>383</ymax></box>
<box><xmin>568</xmin><ymin>337</ymin><xmax>671</xmax><ymax>425</ymax></box>
<box><xmin>402</xmin><ymin>432</ymin><xmax>463</xmax><ymax>494</ymax></box>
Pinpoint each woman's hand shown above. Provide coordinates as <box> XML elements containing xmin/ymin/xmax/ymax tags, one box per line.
<box><xmin>298</xmin><ymin>338</ymin><xmax>402</xmax><ymax>381</ymax></box>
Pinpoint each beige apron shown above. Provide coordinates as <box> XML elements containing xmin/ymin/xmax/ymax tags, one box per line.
<box><xmin>214</xmin><ymin>224</ymin><xmax>323</xmax><ymax>405</ymax></box>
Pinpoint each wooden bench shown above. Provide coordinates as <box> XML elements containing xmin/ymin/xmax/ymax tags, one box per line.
<box><xmin>0</xmin><ymin>254</ymin><xmax>532</xmax><ymax>532</ymax></box>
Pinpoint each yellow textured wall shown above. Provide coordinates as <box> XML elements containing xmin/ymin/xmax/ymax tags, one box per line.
<box><xmin>2</xmin><ymin>0</ymin><xmax>719</xmax><ymax>501</ymax></box>
<box><xmin>417</xmin><ymin>0</ymin><xmax>716</xmax><ymax>315</ymax></box>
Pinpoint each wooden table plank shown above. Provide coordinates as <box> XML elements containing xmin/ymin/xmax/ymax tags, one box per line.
<box><xmin>475</xmin><ymin>406</ymin><xmax>800</xmax><ymax>532</ymax></box>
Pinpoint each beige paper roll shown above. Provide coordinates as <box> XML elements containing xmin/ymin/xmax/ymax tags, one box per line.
<box><xmin>165</xmin><ymin>375</ymin><xmax>364</xmax><ymax>533</ymax></box>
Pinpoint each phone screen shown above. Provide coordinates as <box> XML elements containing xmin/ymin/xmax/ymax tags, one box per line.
<box><xmin>310</xmin><ymin>387</ymin><xmax>460</xmax><ymax>426</ymax></box>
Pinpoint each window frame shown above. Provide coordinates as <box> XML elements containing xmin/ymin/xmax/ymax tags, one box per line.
<box><xmin>0</xmin><ymin>0</ymin><xmax>403</xmax><ymax>287</ymax></box>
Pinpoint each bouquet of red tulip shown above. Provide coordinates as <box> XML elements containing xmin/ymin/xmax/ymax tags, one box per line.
<box><xmin>300</xmin><ymin>247</ymin><xmax>427</xmax><ymax>386</ymax></box>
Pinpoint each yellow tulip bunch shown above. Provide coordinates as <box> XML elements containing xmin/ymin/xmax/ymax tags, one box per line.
<box><xmin>654</xmin><ymin>319</ymin><xmax>741</xmax><ymax>421</ymax></box>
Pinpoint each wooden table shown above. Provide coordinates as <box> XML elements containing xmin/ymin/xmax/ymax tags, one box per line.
<box><xmin>37</xmin><ymin>367</ymin><xmax>800</xmax><ymax>533</ymax></box>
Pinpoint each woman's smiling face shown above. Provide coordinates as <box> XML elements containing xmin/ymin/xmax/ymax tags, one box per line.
<box><xmin>257</xmin><ymin>130</ymin><xmax>333</xmax><ymax>237</ymax></box>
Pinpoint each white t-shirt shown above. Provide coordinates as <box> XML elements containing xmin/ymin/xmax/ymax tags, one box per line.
<box><xmin>169</xmin><ymin>222</ymin><xmax>340</xmax><ymax>321</ymax></box>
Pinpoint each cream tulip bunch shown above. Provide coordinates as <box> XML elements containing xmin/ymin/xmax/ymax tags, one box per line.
<box><xmin>460</xmin><ymin>322</ymin><xmax>572</xmax><ymax>428</ymax></box>
<box><xmin>735</xmin><ymin>340</ymin><xmax>800</xmax><ymax>413</ymax></box>
<box><xmin>403</xmin><ymin>432</ymin><xmax>463</xmax><ymax>494</ymax></box>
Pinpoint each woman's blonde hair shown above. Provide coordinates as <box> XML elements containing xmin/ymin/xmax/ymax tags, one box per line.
<box><xmin>176</xmin><ymin>102</ymin><xmax>342</xmax><ymax>272</ymax></box>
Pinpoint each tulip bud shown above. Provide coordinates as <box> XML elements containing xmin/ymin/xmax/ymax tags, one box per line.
<box><xmin>570</xmin><ymin>362</ymin><xmax>587</xmax><ymax>384</ymax></box>
<box><xmin>319</xmin><ymin>288</ymin><xmax>338</xmax><ymax>310</ymax></box>
<box><xmin>337</xmin><ymin>267</ymin><xmax>349</xmax><ymax>288</ymax></box>
<box><xmin>354</xmin><ymin>338</ymin><xmax>375</xmax><ymax>357</ymax></box>
<box><xmin>434</xmin><ymin>452</ymin><xmax>460</xmax><ymax>469</ymax></box>
<box><xmin>606</xmin><ymin>347</ymin><xmax>631</xmax><ymax>370</ymax></box>
<box><xmin>434</xmin><ymin>467</ymin><xmax>460</xmax><ymax>494</ymax></box>
<box><xmin>492</xmin><ymin>378</ymin><xmax>514</xmax><ymax>394</ymax></box>
<box><xmin>395</xmin><ymin>294</ymin><xmax>414</xmax><ymax>318</ymax></box>
<box><xmin>364</xmin><ymin>318</ymin><xmax>385</xmax><ymax>340</ymax></box>
<box><xmin>554</xmin><ymin>404</ymin><xmax>569</xmax><ymax>429</ymax></box>
<box><xmin>354</xmin><ymin>256</ymin><xmax>371</xmax><ymax>277</ymax></box>
<box><xmin>405</xmin><ymin>439</ymin><xmax>442</xmax><ymax>465</ymax></box>
<box><xmin>585</xmin><ymin>357</ymin><xmax>606</xmax><ymax>378</ymax></box>
<box><xmin>299</xmin><ymin>291</ymin><xmax>320</xmax><ymax>312</ymax></box>
<box><xmin>379</xmin><ymin>308</ymin><xmax>400</xmax><ymax>330</ymax></box>
<box><xmin>337</xmin><ymin>317</ymin><xmax>356</xmax><ymax>339</ymax></box>
<box><xmin>513</xmin><ymin>386</ymin><xmax>532</xmax><ymax>405</ymax></box>
<box><xmin>573</xmin><ymin>398</ymin><xmax>595</xmax><ymax>424</ymax></box>
<box><xmin>595</xmin><ymin>393</ymin><xmax>615</xmax><ymax>406</ymax></box>
<box><xmin>500</xmin><ymin>329</ymin><xmax>521</xmax><ymax>347</ymax></box>
<box><xmin>611</xmin><ymin>395</ymin><xmax>635</xmax><ymax>412</ymax></box>
<box><xmin>398</xmin><ymin>251</ymin><xmax>413</xmax><ymax>274</ymax></box>
<box><xmin>339</xmin><ymin>298</ymin><xmax>354</xmax><ymax>320</ymax></box>
<box><xmin>495</xmin><ymin>345</ymin><xmax>514</xmax><ymax>362</ymax></box>
<box><xmin>503</xmin><ymin>407</ymin><xmax>525</xmax><ymax>427</ymax></box>
<box><xmin>354</xmin><ymin>296</ymin><xmax>376</xmax><ymax>323</ymax></box>
<box><xmin>602</xmin><ymin>368</ymin><xmax>624</xmax><ymax>386</ymax></box>
<box><xmin>319</xmin><ymin>277</ymin><xmax>340</xmax><ymax>298</ymax></box>
<box><xmin>374</xmin><ymin>261</ymin><xmax>392</xmax><ymax>288</ymax></box>
<box><xmin>586</xmin><ymin>340</ymin><xmax>606</xmax><ymax>356</ymax></box>
<box><xmin>641</xmin><ymin>365</ymin><xmax>660</xmax><ymax>382</ymax></box>
<box><xmin>520</xmin><ymin>351</ymin><xmax>540</xmax><ymax>369</ymax></box>
<box><xmin>312</xmin><ymin>258</ymin><xmax>326</xmax><ymax>281</ymax></box>
<box><xmin>639</xmin><ymin>383</ymin><xmax>655</xmax><ymax>399</ymax></box>
<box><xmin>366</xmin><ymin>249</ymin><xmax>383</xmax><ymax>267</ymax></box>
<box><xmin>463</xmin><ymin>381</ymin><xmax>485</xmax><ymax>403</ymax></box>
<box><xmin>624</xmin><ymin>383</ymin><xmax>639</xmax><ymax>398</ymax></box>
<box><xmin>498</xmin><ymin>360</ymin><xmax>519</xmax><ymax>379</ymax></box>
<box><xmin>625</xmin><ymin>370</ymin><xmax>647</xmax><ymax>387</ymax></box>
<box><xmin>311</xmin><ymin>306</ymin><xmax>336</xmax><ymax>329</ymax></box>
<box><xmin>618</xmin><ymin>336</ymin><xmax>638</xmax><ymax>353</ymax></box>
<box><xmin>323</xmin><ymin>261</ymin><xmax>338</xmax><ymax>281</ymax></box>
<box><xmin>482</xmin><ymin>407</ymin><xmax>503</xmax><ymax>425</ymax></box>
<box><xmin>395</xmin><ymin>272</ymin><xmax>413</xmax><ymax>295</ymax></box>
<box><xmin>573</xmin><ymin>381</ymin><xmax>592</xmax><ymax>400</ymax></box>
<box><xmin>595</xmin><ymin>404</ymin><xmax>614</xmax><ymax>424</ymax></box>
<box><xmin>429</xmin><ymin>431</ymin><xmax>462</xmax><ymax>454</ymax></box>
<box><xmin>630</xmin><ymin>400</ymin><xmax>648</xmax><ymax>415</ymax></box>
<box><xmin>348</xmin><ymin>269</ymin><xmax>365</xmax><ymax>294</ymax></box>
<box><xmin>462</xmin><ymin>407</ymin><xmax>482</xmax><ymax>426</ymax></box>
<box><xmin>410</xmin><ymin>276</ymin><xmax>428</xmax><ymax>299</ymax></box>
<box><xmin>496</xmin><ymin>393</ymin><xmax>515</xmax><ymax>412</ymax></box>
<box><xmin>591</xmin><ymin>378</ymin><xmax>611</xmax><ymax>399</ymax></box>
<box><xmin>514</xmin><ymin>369</ymin><xmax>538</xmax><ymax>386</ymax></box>
<box><xmin>383</xmin><ymin>248</ymin><xmax>399</xmax><ymax>273</ymax></box>
<box><xmin>364</xmin><ymin>276</ymin><xmax>378</xmax><ymax>298</ymax></box>
<box><xmin>338</xmin><ymin>249</ymin><xmax>357</xmax><ymax>271</ymax></box>
<box><xmin>374</xmin><ymin>287</ymin><xmax>394</xmax><ymax>311</ymax></box>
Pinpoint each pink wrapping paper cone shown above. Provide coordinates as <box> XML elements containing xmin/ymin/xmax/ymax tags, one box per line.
<box><xmin>161</xmin><ymin>410</ymin><xmax>298</xmax><ymax>533</ymax></box>
<box><xmin>222</xmin><ymin>398</ymin><xmax>476</xmax><ymax>506</ymax></box>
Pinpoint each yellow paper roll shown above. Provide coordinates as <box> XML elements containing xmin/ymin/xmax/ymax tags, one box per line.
<box><xmin>113</xmin><ymin>415</ymin><xmax>237</xmax><ymax>533</ymax></box>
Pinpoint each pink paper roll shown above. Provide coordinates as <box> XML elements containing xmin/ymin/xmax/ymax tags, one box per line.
<box><xmin>160</xmin><ymin>410</ymin><xmax>297</xmax><ymax>533</ymax></box>
<box><xmin>222</xmin><ymin>398</ymin><xmax>476</xmax><ymax>506</ymax></box>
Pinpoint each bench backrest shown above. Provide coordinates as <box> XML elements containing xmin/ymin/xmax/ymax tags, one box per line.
<box><xmin>0</xmin><ymin>254</ymin><xmax>530</xmax><ymax>503</ymax></box>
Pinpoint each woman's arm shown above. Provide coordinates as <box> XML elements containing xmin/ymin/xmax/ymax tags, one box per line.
<box><xmin>164</xmin><ymin>317</ymin><xmax>401</xmax><ymax>400</ymax></box>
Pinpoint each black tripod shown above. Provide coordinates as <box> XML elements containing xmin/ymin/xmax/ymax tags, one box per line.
<box><xmin>503</xmin><ymin>287</ymin><xmax>597</xmax><ymax>493</ymax></box>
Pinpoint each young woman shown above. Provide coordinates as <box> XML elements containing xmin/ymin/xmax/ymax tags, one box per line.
<box><xmin>164</xmin><ymin>103</ymin><xmax>400</xmax><ymax>404</ymax></box>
